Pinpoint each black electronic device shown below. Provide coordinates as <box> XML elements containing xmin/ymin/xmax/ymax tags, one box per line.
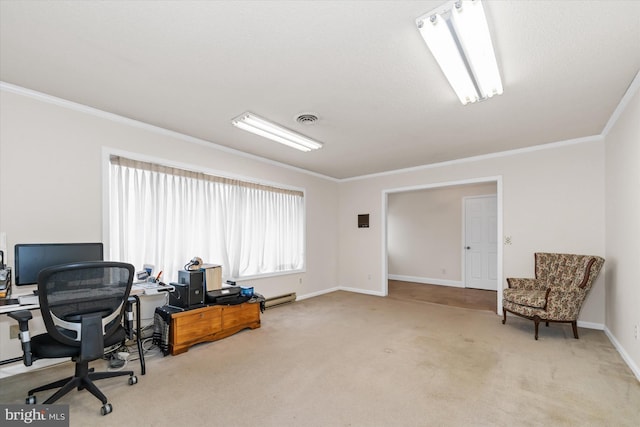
<box><xmin>14</xmin><ymin>243</ymin><xmax>104</xmax><ymax>286</ymax></box>
<box><xmin>169</xmin><ymin>283</ymin><xmax>203</xmax><ymax>308</ymax></box>
<box><xmin>205</xmin><ymin>285</ymin><xmax>241</xmax><ymax>304</ymax></box>
<box><xmin>169</xmin><ymin>270</ymin><xmax>204</xmax><ymax>308</ymax></box>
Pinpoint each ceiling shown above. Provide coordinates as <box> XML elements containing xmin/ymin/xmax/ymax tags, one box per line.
<box><xmin>1</xmin><ymin>1</ymin><xmax>639</xmax><ymax>179</ymax></box>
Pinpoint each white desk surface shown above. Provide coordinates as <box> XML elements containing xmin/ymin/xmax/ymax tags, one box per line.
<box><xmin>130</xmin><ymin>282</ymin><xmax>175</xmax><ymax>296</ymax></box>
<box><xmin>0</xmin><ymin>287</ymin><xmax>38</xmax><ymax>314</ymax></box>
<box><xmin>0</xmin><ymin>282</ymin><xmax>174</xmax><ymax>314</ymax></box>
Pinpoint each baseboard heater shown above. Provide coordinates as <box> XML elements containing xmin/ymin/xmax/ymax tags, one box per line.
<box><xmin>265</xmin><ymin>292</ymin><xmax>297</xmax><ymax>309</ymax></box>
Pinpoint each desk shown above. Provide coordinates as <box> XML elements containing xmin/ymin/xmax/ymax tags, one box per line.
<box><xmin>0</xmin><ymin>282</ymin><xmax>174</xmax><ymax>373</ymax></box>
<box><xmin>130</xmin><ymin>282</ymin><xmax>175</xmax><ymax>296</ymax></box>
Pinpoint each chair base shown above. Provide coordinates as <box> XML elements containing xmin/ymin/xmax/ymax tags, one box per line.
<box><xmin>502</xmin><ymin>307</ymin><xmax>578</xmax><ymax>340</ymax></box>
<box><xmin>28</xmin><ymin>360</ymin><xmax>134</xmax><ymax>406</ymax></box>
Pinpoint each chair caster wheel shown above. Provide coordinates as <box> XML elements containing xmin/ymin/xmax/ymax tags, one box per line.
<box><xmin>101</xmin><ymin>403</ymin><xmax>112</xmax><ymax>415</ymax></box>
<box><xmin>128</xmin><ymin>375</ymin><xmax>138</xmax><ymax>385</ymax></box>
<box><xmin>26</xmin><ymin>395</ymin><xmax>36</xmax><ymax>404</ymax></box>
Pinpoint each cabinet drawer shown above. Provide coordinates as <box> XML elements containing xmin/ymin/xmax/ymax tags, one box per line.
<box><xmin>172</xmin><ymin>306</ymin><xmax>221</xmax><ymax>344</ymax></box>
<box><xmin>222</xmin><ymin>303</ymin><xmax>259</xmax><ymax>329</ymax></box>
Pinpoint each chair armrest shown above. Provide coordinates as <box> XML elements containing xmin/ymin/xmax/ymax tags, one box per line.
<box><xmin>506</xmin><ymin>278</ymin><xmax>546</xmax><ymax>290</ymax></box>
<box><xmin>8</xmin><ymin>309</ymin><xmax>33</xmax><ymax>325</ymax></box>
<box><xmin>7</xmin><ymin>310</ymin><xmax>34</xmax><ymax>366</ymax></box>
<box><xmin>545</xmin><ymin>288</ymin><xmax>586</xmax><ymax>320</ymax></box>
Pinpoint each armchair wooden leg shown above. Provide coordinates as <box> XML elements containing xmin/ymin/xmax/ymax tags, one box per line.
<box><xmin>533</xmin><ymin>315</ymin><xmax>540</xmax><ymax>340</ymax></box>
<box><xmin>572</xmin><ymin>321</ymin><xmax>579</xmax><ymax>339</ymax></box>
<box><xmin>502</xmin><ymin>308</ymin><xmax>507</xmax><ymax>324</ymax></box>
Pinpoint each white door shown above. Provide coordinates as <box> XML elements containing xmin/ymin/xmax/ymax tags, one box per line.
<box><xmin>464</xmin><ymin>195</ymin><xmax>497</xmax><ymax>290</ymax></box>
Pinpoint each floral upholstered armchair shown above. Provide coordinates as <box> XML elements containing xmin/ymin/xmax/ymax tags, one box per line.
<box><xmin>502</xmin><ymin>252</ymin><xmax>604</xmax><ymax>340</ymax></box>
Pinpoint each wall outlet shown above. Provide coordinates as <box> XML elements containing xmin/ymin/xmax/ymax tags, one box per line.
<box><xmin>635</xmin><ymin>324</ymin><xmax>638</xmax><ymax>340</ymax></box>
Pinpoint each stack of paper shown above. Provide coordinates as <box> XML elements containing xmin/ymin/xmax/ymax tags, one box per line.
<box><xmin>0</xmin><ymin>268</ymin><xmax>11</xmax><ymax>298</ymax></box>
<box><xmin>202</xmin><ymin>264</ymin><xmax>222</xmax><ymax>291</ymax></box>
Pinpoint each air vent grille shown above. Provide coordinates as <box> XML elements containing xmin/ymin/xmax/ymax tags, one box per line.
<box><xmin>295</xmin><ymin>113</ymin><xmax>319</xmax><ymax>125</ymax></box>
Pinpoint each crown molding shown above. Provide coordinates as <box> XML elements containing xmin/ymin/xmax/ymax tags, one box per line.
<box><xmin>601</xmin><ymin>69</ymin><xmax>640</xmax><ymax>137</ymax></box>
<box><xmin>1</xmin><ymin>80</ymin><xmax>618</xmax><ymax>184</ymax></box>
<box><xmin>340</xmin><ymin>134</ymin><xmax>604</xmax><ymax>182</ymax></box>
<box><xmin>0</xmin><ymin>81</ymin><xmax>340</xmax><ymax>183</ymax></box>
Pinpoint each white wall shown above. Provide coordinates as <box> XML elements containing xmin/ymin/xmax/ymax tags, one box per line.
<box><xmin>0</xmin><ymin>87</ymin><xmax>341</xmax><ymax>369</ymax></box>
<box><xmin>338</xmin><ymin>139</ymin><xmax>606</xmax><ymax>324</ymax></box>
<box><xmin>604</xmin><ymin>75</ymin><xmax>640</xmax><ymax>378</ymax></box>
<box><xmin>0</xmin><ymin>88</ymin><xmax>340</xmax><ymax>300</ymax></box>
<box><xmin>388</xmin><ymin>183</ymin><xmax>496</xmax><ymax>284</ymax></box>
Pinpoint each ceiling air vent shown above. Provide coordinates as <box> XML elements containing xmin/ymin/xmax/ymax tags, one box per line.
<box><xmin>295</xmin><ymin>113</ymin><xmax>319</xmax><ymax>125</ymax></box>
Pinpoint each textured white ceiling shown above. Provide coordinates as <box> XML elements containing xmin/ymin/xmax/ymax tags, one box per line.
<box><xmin>1</xmin><ymin>1</ymin><xmax>639</xmax><ymax>179</ymax></box>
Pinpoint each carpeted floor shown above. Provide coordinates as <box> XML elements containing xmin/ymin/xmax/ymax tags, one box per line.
<box><xmin>1</xmin><ymin>291</ymin><xmax>638</xmax><ymax>426</ymax></box>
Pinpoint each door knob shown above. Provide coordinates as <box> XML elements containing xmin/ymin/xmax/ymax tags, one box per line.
<box><xmin>465</xmin><ymin>246</ymin><xmax>471</xmax><ymax>250</ymax></box>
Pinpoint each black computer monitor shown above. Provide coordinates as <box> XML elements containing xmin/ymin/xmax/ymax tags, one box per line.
<box><xmin>14</xmin><ymin>243</ymin><xmax>104</xmax><ymax>286</ymax></box>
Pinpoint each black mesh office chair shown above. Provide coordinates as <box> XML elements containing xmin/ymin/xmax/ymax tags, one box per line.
<box><xmin>9</xmin><ymin>261</ymin><xmax>138</xmax><ymax>415</ymax></box>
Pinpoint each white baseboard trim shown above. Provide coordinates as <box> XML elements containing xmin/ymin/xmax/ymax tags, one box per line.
<box><xmin>0</xmin><ymin>358</ymin><xmax>69</xmax><ymax>379</ymax></box>
<box><xmin>297</xmin><ymin>287</ymin><xmax>340</xmax><ymax>301</ymax></box>
<box><xmin>577</xmin><ymin>320</ymin><xmax>604</xmax><ymax>330</ymax></box>
<box><xmin>604</xmin><ymin>326</ymin><xmax>640</xmax><ymax>382</ymax></box>
<box><xmin>504</xmin><ymin>316</ymin><xmax>604</xmax><ymax>332</ymax></box>
<box><xmin>388</xmin><ymin>274</ymin><xmax>464</xmax><ymax>288</ymax></box>
<box><xmin>338</xmin><ymin>286</ymin><xmax>386</xmax><ymax>297</ymax></box>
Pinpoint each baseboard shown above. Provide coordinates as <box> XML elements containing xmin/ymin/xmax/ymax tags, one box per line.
<box><xmin>604</xmin><ymin>326</ymin><xmax>640</xmax><ymax>382</ymax></box>
<box><xmin>577</xmin><ymin>320</ymin><xmax>604</xmax><ymax>330</ymax></box>
<box><xmin>0</xmin><ymin>358</ymin><xmax>69</xmax><ymax>379</ymax></box>
<box><xmin>297</xmin><ymin>287</ymin><xmax>340</xmax><ymax>301</ymax></box>
<box><xmin>338</xmin><ymin>286</ymin><xmax>386</xmax><ymax>297</ymax></box>
<box><xmin>388</xmin><ymin>274</ymin><xmax>464</xmax><ymax>288</ymax></box>
<box><xmin>504</xmin><ymin>316</ymin><xmax>605</xmax><ymax>332</ymax></box>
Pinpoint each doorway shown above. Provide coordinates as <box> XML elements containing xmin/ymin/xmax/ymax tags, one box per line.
<box><xmin>463</xmin><ymin>195</ymin><xmax>498</xmax><ymax>291</ymax></box>
<box><xmin>382</xmin><ymin>177</ymin><xmax>503</xmax><ymax>314</ymax></box>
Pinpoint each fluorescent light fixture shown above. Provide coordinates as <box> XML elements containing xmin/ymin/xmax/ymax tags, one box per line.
<box><xmin>231</xmin><ymin>112</ymin><xmax>323</xmax><ymax>152</ymax></box>
<box><xmin>417</xmin><ymin>0</ymin><xmax>503</xmax><ymax>105</ymax></box>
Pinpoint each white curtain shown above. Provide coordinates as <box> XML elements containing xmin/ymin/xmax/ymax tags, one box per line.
<box><xmin>108</xmin><ymin>156</ymin><xmax>304</xmax><ymax>283</ymax></box>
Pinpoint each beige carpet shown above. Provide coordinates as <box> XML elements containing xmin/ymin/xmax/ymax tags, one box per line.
<box><xmin>1</xmin><ymin>291</ymin><xmax>638</xmax><ymax>426</ymax></box>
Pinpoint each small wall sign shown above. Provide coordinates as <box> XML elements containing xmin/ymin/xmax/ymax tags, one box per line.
<box><xmin>358</xmin><ymin>214</ymin><xmax>369</xmax><ymax>228</ymax></box>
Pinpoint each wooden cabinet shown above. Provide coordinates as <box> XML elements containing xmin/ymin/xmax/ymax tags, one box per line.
<box><xmin>169</xmin><ymin>302</ymin><xmax>260</xmax><ymax>355</ymax></box>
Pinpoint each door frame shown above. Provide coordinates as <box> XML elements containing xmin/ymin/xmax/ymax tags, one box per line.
<box><xmin>382</xmin><ymin>176</ymin><xmax>503</xmax><ymax>315</ymax></box>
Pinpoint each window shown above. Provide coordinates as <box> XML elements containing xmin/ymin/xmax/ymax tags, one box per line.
<box><xmin>108</xmin><ymin>156</ymin><xmax>304</xmax><ymax>282</ymax></box>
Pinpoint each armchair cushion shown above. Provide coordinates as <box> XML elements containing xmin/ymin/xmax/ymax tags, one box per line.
<box><xmin>503</xmin><ymin>299</ymin><xmax>546</xmax><ymax>319</ymax></box>
<box><xmin>503</xmin><ymin>288</ymin><xmax>547</xmax><ymax>309</ymax></box>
